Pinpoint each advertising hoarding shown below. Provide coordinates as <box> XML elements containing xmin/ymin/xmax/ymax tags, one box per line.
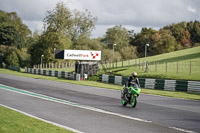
<box><xmin>64</xmin><ymin>50</ymin><xmax>101</xmax><ymax>61</ymax></box>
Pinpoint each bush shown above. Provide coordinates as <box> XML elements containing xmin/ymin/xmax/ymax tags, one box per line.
<box><xmin>88</xmin><ymin>74</ymin><xmax>99</xmax><ymax>81</ymax></box>
<box><xmin>5</xmin><ymin>51</ymin><xmax>19</xmax><ymax>66</ymax></box>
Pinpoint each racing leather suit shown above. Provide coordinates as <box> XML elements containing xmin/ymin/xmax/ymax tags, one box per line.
<box><xmin>123</xmin><ymin>76</ymin><xmax>140</xmax><ymax>97</ymax></box>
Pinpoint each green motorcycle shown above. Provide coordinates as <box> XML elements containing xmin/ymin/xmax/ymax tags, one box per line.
<box><xmin>121</xmin><ymin>84</ymin><xmax>141</xmax><ymax>108</ymax></box>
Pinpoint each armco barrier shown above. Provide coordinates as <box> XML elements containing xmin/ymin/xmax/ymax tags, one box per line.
<box><xmin>122</xmin><ymin>77</ymin><xmax>127</xmax><ymax>85</ymax></box>
<box><xmin>139</xmin><ymin>78</ymin><xmax>145</xmax><ymax>88</ymax></box>
<box><xmin>38</xmin><ymin>69</ymin><xmax>41</xmax><ymax>75</ymax></box>
<box><xmin>52</xmin><ymin>71</ymin><xmax>55</xmax><ymax>77</ymax></box>
<box><xmin>115</xmin><ymin>76</ymin><xmax>122</xmax><ymax>85</ymax></box>
<box><xmin>164</xmin><ymin>80</ymin><xmax>176</xmax><ymax>91</ymax></box>
<box><xmin>102</xmin><ymin>74</ymin><xmax>109</xmax><ymax>83</ymax></box>
<box><xmin>43</xmin><ymin>70</ymin><xmax>46</xmax><ymax>75</ymax></box>
<box><xmin>175</xmin><ymin>80</ymin><xmax>188</xmax><ymax>92</ymax></box>
<box><xmin>99</xmin><ymin>74</ymin><xmax>200</xmax><ymax>94</ymax></box>
<box><xmin>7</xmin><ymin>66</ymin><xmax>20</xmax><ymax>72</ymax></box>
<box><xmin>46</xmin><ymin>70</ymin><xmax>49</xmax><ymax>76</ymax></box>
<box><xmin>188</xmin><ymin>81</ymin><xmax>200</xmax><ymax>94</ymax></box>
<box><xmin>55</xmin><ymin>71</ymin><xmax>58</xmax><ymax>77</ymax></box>
<box><xmin>41</xmin><ymin>69</ymin><xmax>43</xmax><ymax>75</ymax></box>
<box><xmin>145</xmin><ymin>79</ymin><xmax>155</xmax><ymax>89</ymax></box>
<box><xmin>99</xmin><ymin>75</ymin><xmax>103</xmax><ymax>82</ymax></box>
<box><xmin>155</xmin><ymin>79</ymin><xmax>165</xmax><ymax>90</ymax></box>
<box><xmin>25</xmin><ymin>68</ymin><xmax>80</xmax><ymax>81</ymax></box>
<box><xmin>108</xmin><ymin>75</ymin><xmax>115</xmax><ymax>84</ymax></box>
<box><xmin>61</xmin><ymin>71</ymin><xmax>65</xmax><ymax>78</ymax></box>
<box><xmin>58</xmin><ymin>71</ymin><xmax>61</xmax><ymax>78</ymax></box>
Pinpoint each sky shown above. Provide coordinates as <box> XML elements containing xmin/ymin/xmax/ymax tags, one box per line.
<box><xmin>0</xmin><ymin>0</ymin><xmax>200</xmax><ymax>38</ymax></box>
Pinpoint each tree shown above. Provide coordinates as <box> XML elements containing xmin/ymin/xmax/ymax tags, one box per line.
<box><xmin>43</xmin><ymin>2</ymin><xmax>72</xmax><ymax>33</ymax></box>
<box><xmin>119</xmin><ymin>46</ymin><xmax>137</xmax><ymax>60</ymax></box>
<box><xmin>192</xmin><ymin>21</ymin><xmax>200</xmax><ymax>43</ymax></box>
<box><xmin>164</xmin><ymin>22</ymin><xmax>191</xmax><ymax>48</ymax></box>
<box><xmin>0</xmin><ymin>10</ymin><xmax>31</xmax><ymax>49</ymax></box>
<box><xmin>16</xmin><ymin>48</ymin><xmax>30</xmax><ymax>67</ymax></box>
<box><xmin>43</xmin><ymin>2</ymin><xmax>97</xmax><ymax>44</ymax></box>
<box><xmin>103</xmin><ymin>25</ymin><xmax>130</xmax><ymax>51</ymax></box>
<box><xmin>29</xmin><ymin>31</ymin><xmax>72</xmax><ymax>65</ymax></box>
<box><xmin>74</xmin><ymin>38</ymin><xmax>104</xmax><ymax>50</ymax></box>
<box><xmin>8</xmin><ymin>12</ymin><xmax>31</xmax><ymax>48</ymax></box>
<box><xmin>0</xmin><ymin>45</ymin><xmax>7</xmax><ymax>66</ymax></box>
<box><xmin>29</xmin><ymin>2</ymin><xmax>97</xmax><ymax>66</ymax></box>
<box><xmin>70</xmin><ymin>9</ymin><xmax>97</xmax><ymax>43</ymax></box>
<box><xmin>0</xmin><ymin>10</ymin><xmax>31</xmax><ymax>67</ymax></box>
<box><xmin>101</xmin><ymin>49</ymin><xmax>122</xmax><ymax>62</ymax></box>
<box><xmin>5</xmin><ymin>51</ymin><xmax>19</xmax><ymax>66</ymax></box>
<box><xmin>152</xmin><ymin>29</ymin><xmax>177</xmax><ymax>54</ymax></box>
<box><xmin>0</xmin><ymin>24</ymin><xmax>19</xmax><ymax>46</ymax></box>
<box><xmin>130</xmin><ymin>28</ymin><xmax>157</xmax><ymax>57</ymax></box>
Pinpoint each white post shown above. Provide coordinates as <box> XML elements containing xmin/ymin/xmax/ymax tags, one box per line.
<box><xmin>113</xmin><ymin>44</ymin><xmax>117</xmax><ymax>67</ymax></box>
<box><xmin>145</xmin><ymin>44</ymin><xmax>149</xmax><ymax>72</ymax></box>
<box><xmin>41</xmin><ymin>55</ymin><xmax>44</xmax><ymax>69</ymax></box>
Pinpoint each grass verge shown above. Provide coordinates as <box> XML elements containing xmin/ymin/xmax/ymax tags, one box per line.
<box><xmin>0</xmin><ymin>68</ymin><xmax>199</xmax><ymax>100</ymax></box>
<box><xmin>0</xmin><ymin>105</ymin><xmax>73</xmax><ymax>133</ymax></box>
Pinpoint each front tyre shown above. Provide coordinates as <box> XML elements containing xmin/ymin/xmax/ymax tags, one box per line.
<box><xmin>121</xmin><ymin>90</ymin><xmax>127</xmax><ymax>106</ymax></box>
<box><xmin>131</xmin><ymin>95</ymin><xmax>137</xmax><ymax>108</ymax></box>
<box><xmin>121</xmin><ymin>99</ymin><xmax>127</xmax><ymax>106</ymax></box>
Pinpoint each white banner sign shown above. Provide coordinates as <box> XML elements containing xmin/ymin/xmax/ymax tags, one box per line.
<box><xmin>64</xmin><ymin>50</ymin><xmax>101</xmax><ymax>61</ymax></box>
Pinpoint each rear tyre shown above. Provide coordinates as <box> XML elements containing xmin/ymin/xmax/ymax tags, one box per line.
<box><xmin>131</xmin><ymin>96</ymin><xmax>137</xmax><ymax>108</ymax></box>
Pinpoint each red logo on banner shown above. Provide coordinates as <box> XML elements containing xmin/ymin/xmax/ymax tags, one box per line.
<box><xmin>90</xmin><ymin>52</ymin><xmax>99</xmax><ymax>59</ymax></box>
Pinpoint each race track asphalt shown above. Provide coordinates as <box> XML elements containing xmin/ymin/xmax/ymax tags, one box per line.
<box><xmin>0</xmin><ymin>73</ymin><xmax>199</xmax><ymax>133</ymax></box>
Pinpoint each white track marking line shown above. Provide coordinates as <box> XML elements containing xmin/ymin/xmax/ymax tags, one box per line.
<box><xmin>169</xmin><ymin>127</ymin><xmax>197</xmax><ymax>133</ymax></box>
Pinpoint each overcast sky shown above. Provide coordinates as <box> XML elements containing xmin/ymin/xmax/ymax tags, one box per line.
<box><xmin>0</xmin><ymin>0</ymin><xmax>200</xmax><ymax>38</ymax></box>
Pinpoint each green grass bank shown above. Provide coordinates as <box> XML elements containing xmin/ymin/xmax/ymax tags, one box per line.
<box><xmin>101</xmin><ymin>46</ymin><xmax>200</xmax><ymax>81</ymax></box>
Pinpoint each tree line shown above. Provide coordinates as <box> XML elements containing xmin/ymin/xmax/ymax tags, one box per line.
<box><xmin>0</xmin><ymin>2</ymin><xmax>200</xmax><ymax>68</ymax></box>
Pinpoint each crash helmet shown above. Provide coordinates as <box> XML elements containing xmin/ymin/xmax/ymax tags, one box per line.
<box><xmin>132</xmin><ymin>72</ymin><xmax>137</xmax><ymax>78</ymax></box>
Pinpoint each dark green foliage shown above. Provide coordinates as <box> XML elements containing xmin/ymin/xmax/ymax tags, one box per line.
<box><xmin>0</xmin><ymin>45</ymin><xmax>30</xmax><ymax>67</ymax></box>
<box><xmin>130</xmin><ymin>28</ymin><xmax>157</xmax><ymax>57</ymax></box>
<box><xmin>0</xmin><ymin>10</ymin><xmax>31</xmax><ymax>49</ymax></box>
<box><xmin>130</xmin><ymin>21</ymin><xmax>200</xmax><ymax>57</ymax></box>
<box><xmin>74</xmin><ymin>38</ymin><xmax>104</xmax><ymax>50</ymax></box>
<box><xmin>103</xmin><ymin>25</ymin><xmax>130</xmax><ymax>51</ymax></box>
<box><xmin>43</xmin><ymin>2</ymin><xmax>97</xmax><ymax>44</ymax></box>
<box><xmin>29</xmin><ymin>2</ymin><xmax>97</xmax><ymax>66</ymax></box>
<box><xmin>192</xmin><ymin>21</ymin><xmax>200</xmax><ymax>43</ymax></box>
<box><xmin>88</xmin><ymin>74</ymin><xmax>99</xmax><ymax>81</ymax></box>
<box><xmin>151</xmin><ymin>29</ymin><xmax>177</xmax><ymax>54</ymax></box>
<box><xmin>119</xmin><ymin>46</ymin><xmax>137</xmax><ymax>60</ymax></box>
<box><xmin>5</xmin><ymin>51</ymin><xmax>19</xmax><ymax>66</ymax></box>
<box><xmin>0</xmin><ymin>24</ymin><xmax>19</xmax><ymax>46</ymax></box>
<box><xmin>164</xmin><ymin>21</ymin><xmax>200</xmax><ymax>48</ymax></box>
<box><xmin>0</xmin><ymin>10</ymin><xmax>31</xmax><ymax>67</ymax></box>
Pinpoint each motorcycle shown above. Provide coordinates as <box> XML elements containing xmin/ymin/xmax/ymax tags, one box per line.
<box><xmin>121</xmin><ymin>84</ymin><xmax>141</xmax><ymax>108</ymax></box>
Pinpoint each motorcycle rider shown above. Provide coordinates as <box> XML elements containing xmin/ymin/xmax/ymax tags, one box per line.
<box><xmin>122</xmin><ymin>72</ymin><xmax>140</xmax><ymax>99</ymax></box>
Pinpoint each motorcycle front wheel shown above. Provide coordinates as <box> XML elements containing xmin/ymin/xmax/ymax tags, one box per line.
<box><xmin>131</xmin><ymin>95</ymin><xmax>137</xmax><ymax>108</ymax></box>
<box><xmin>121</xmin><ymin>99</ymin><xmax>127</xmax><ymax>106</ymax></box>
